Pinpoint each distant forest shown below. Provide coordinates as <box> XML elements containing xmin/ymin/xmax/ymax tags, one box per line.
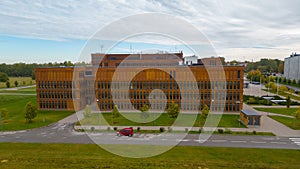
<box><xmin>0</xmin><ymin>61</ymin><xmax>84</xmax><ymax>79</ymax></box>
<box><xmin>245</xmin><ymin>58</ymin><xmax>284</xmax><ymax>74</ymax></box>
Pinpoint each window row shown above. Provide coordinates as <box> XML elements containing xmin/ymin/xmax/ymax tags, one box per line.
<box><xmin>38</xmin><ymin>81</ymin><xmax>73</xmax><ymax>89</ymax></box>
<box><xmin>96</xmin><ymin>81</ymin><xmax>241</xmax><ymax>90</ymax></box>
<box><xmin>39</xmin><ymin>91</ymin><xmax>73</xmax><ymax>99</ymax></box>
<box><xmin>39</xmin><ymin>101</ymin><xmax>68</xmax><ymax>109</ymax></box>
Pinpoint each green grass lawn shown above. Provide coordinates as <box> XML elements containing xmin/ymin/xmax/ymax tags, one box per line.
<box><xmin>0</xmin><ymin>95</ymin><xmax>73</xmax><ymax>131</ymax></box>
<box><xmin>268</xmin><ymin>115</ymin><xmax>300</xmax><ymax>130</ymax></box>
<box><xmin>0</xmin><ymin>77</ymin><xmax>35</xmax><ymax>88</ymax></box>
<box><xmin>79</xmin><ymin>113</ymin><xmax>245</xmax><ymax>128</ymax></box>
<box><xmin>265</xmin><ymin>89</ymin><xmax>300</xmax><ymax>101</ymax></box>
<box><xmin>0</xmin><ymin>143</ymin><xmax>299</xmax><ymax>169</ymax></box>
<box><xmin>255</xmin><ymin>108</ymin><xmax>298</xmax><ymax>116</ymax></box>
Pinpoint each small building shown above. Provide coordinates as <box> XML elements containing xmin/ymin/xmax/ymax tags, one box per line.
<box><xmin>240</xmin><ymin>110</ymin><xmax>261</xmax><ymax>126</ymax></box>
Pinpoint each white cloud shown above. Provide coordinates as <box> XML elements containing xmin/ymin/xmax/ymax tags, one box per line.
<box><xmin>0</xmin><ymin>0</ymin><xmax>300</xmax><ymax>61</ymax></box>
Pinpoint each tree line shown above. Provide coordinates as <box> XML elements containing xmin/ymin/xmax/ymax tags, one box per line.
<box><xmin>0</xmin><ymin>61</ymin><xmax>89</xmax><ymax>80</ymax></box>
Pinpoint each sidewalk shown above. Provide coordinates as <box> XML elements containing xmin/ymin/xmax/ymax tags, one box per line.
<box><xmin>243</xmin><ymin>103</ymin><xmax>300</xmax><ymax>137</ymax></box>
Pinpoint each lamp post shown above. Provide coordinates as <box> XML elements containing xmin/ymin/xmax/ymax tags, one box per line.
<box><xmin>277</xmin><ymin>76</ymin><xmax>279</xmax><ymax>96</ymax></box>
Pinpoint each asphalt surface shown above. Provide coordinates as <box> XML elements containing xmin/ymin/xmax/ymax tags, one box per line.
<box><xmin>0</xmin><ymin>122</ymin><xmax>299</xmax><ymax>150</ymax></box>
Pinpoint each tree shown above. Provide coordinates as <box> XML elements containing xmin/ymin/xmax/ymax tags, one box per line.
<box><xmin>167</xmin><ymin>101</ymin><xmax>180</xmax><ymax>118</ymax></box>
<box><xmin>201</xmin><ymin>104</ymin><xmax>209</xmax><ymax>119</ymax></box>
<box><xmin>286</xmin><ymin>96</ymin><xmax>291</xmax><ymax>109</ymax></box>
<box><xmin>112</xmin><ymin>105</ymin><xmax>120</xmax><ymax>124</ymax></box>
<box><xmin>279</xmin><ymin>85</ymin><xmax>288</xmax><ymax>92</ymax></box>
<box><xmin>0</xmin><ymin>108</ymin><xmax>8</xmax><ymax>129</ymax></box>
<box><xmin>83</xmin><ymin>105</ymin><xmax>91</xmax><ymax>118</ymax></box>
<box><xmin>283</xmin><ymin>77</ymin><xmax>287</xmax><ymax>83</ymax></box>
<box><xmin>6</xmin><ymin>81</ymin><xmax>10</xmax><ymax>88</ymax></box>
<box><xmin>278</xmin><ymin>61</ymin><xmax>284</xmax><ymax>74</ymax></box>
<box><xmin>294</xmin><ymin>107</ymin><xmax>300</xmax><ymax>120</ymax></box>
<box><xmin>247</xmin><ymin>69</ymin><xmax>262</xmax><ymax>82</ymax></box>
<box><xmin>265</xmin><ymin>82</ymin><xmax>277</xmax><ymax>91</ymax></box>
<box><xmin>0</xmin><ymin>72</ymin><xmax>9</xmax><ymax>82</ymax></box>
<box><xmin>14</xmin><ymin>80</ymin><xmax>18</xmax><ymax>87</ymax></box>
<box><xmin>24</xmin><ymin>102</ymin><xmax>37</xmax><ymax>123</ymax></box>
<box><xmin>292</xmin><ymin>79</ymin><xmax>297</xmax><ymax>85</ymax></box>
<box><xmin>140</xmin><ymin>104</ymin><xmax>150</xmax><ymax>119</ymax></box>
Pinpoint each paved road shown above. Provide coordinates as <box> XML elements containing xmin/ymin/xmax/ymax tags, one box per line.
<box><xmin>0</xmin><ymin>122</ymin><xmax>299</xmax><ymax>149</ymax></box>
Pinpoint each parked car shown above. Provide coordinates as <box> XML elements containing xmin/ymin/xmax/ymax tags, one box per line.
<box><xmin>117</xmin><ymin>127</ymin><xmax>134</xmax><ymax>137</ymax></box>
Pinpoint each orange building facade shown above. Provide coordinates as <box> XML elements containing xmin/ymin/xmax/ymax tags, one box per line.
<box><xmin>35</xmin><ymin>53</ymin><xmax>244</xmax><ymax>112</ymax></box>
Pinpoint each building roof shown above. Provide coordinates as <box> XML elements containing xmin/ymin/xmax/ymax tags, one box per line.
<box><xmin>241</xmin><ymin>110</ymin><xmax>261</xmax><ymax>116</ymax></box>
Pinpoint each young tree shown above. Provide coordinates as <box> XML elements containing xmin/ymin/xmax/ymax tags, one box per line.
<box><xmin>283</xmin><ymin>77</ymin><xmax>287</xmax><ymax>83</ymax></box>
<box><xmin>83</xmin><ymin>105</ymin><xmax>91</xmax><ymax>118</ymax></box>
<box><xmin>14</xmin><ymin>80</ymin><xmax>18</xmax><ymax>87</ymax></box>
<box><xmin>278</xmin><ymin>61</ymin><xmax>284</xmax><ymax>74</ymax></box>
<box><xmin>0</xmin><ymin>108</ymin><xmax>8</xmax><ymax>129</ymax></box>
<box><xmin>201</xmin><ymin>104</ymin><xmax>209</xmax><ymax>119</ymax></box>
<box><xmin>286</xmin><ymin>96</ymin><xmax>291</xmax><ymax>109</ymax></box>
<box><xmin>112</xmin><ymin>105</ymin><xmax>120</xmax><ymax>124</ymax></box>
<box><xmin>167</xmin><ymin>101</ymin><xmax>180</xmax><ymax>118</ymax></box>
<box><xmin>24</xmin><ymin>102</ymin><xmax>37</xmax><ymax>123</ymax></box>
<box><xmin>279</xmin><ymin>85</ymin><xmax>288</xmax><ymax>92</ymax></box>
<box><xmin>294</xmin><ymin>107</ymin><xmax>300</xmax><ymax>120</ymax></box>
<box><xmin>6</xmin><ymin>81</ymin><xmax>10</xmax><ymax>88</ymax></box>
<box><xmin>140</xmin><ymin>104</ymin><xmax>150</xmax><ymax>119</ymax></box>
<box><xmin>0</xmin><ymin>108</ymin><xmax>8</xmax><ymax>118</ymax></box>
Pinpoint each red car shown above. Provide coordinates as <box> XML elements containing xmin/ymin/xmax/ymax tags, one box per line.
<box><xmin>117</xmin><ymin>127</ymin><xmax>134</xmax><ymax>137</ymax></box>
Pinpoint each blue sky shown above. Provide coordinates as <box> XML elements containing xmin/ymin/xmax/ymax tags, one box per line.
<box><xmin>1</xmin><ymin>0</ymin><xmax>300</xmax><ymax>63</ymax></box>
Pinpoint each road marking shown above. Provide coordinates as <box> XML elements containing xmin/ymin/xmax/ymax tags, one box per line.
<box><xmin>262</xmin><ymin>138</ymin><xmax>275</xmax><ymax>140</ymax></box>
<box><xmin>193</xmin><ymin>139</ymin><xmax>207</xmax><ymax>143</ymax></box>
<box><xmin>251</xmin><ymin>141</ymin><xmax>266</xmax><ymax>144</ymax></box>
<box><xmin>161</xmin><ymin>138</ymin><xmax>168</xmax><ymax>141</ymax></box>
<box><xmin>289</xmin><ymin>138</ymin><xmax>300</xmax><ymax>140</ymax></box>
<box><xmin>270</xmin><ymin>142</ymin><xmax>287</xmax><ymax>144</ymax></box>
<box><xmin>212</xmin><ymin>140</ymin><xmax>227</xmax><ymax>142</ymax></box>
<box><xmin>176</xmin><ymin>139</ymin><xmax>190</xmax><ymax>142</ymax></box>
<box><xmin>289</xmin><ymin>138</ymin><xmax>300</xmax><ymax>146</ymax></box>
<box><xmin>231</xmin><ymin>140</ymin><xmax>247</xmax><ymax>143</ymax></box>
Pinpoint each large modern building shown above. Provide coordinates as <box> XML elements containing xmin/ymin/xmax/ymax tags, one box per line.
<box><xmin>35</xmin><ymin>52</ymin><xmax>244</xmax><ymax>112</ymax></box>
<box><xmin>284</xmin><ymin>52</ymin><xmax>300</xmax><ymax>80</ymax></box>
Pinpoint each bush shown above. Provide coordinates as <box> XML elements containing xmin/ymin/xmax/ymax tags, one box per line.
<box><xmin>167</xmin><ymin>127</ymin><xmax>172</xmax><ymax>133</ymax></box>
<box><xmin>137</xmin><ymin>127</ymin><xmax>141</xmax><ymax>132</ymax></box>
<box><xmin>90</xmin><ymin>127</ymin><xmax>95</xmax><ymax>132</ymax></box>
<box><xmin>218</xmin><ymin>129</ymin><xmax>224</xmax><ymax>134</ymax></box>
<box><xmin>107</xmin><ymin>127</ymin><xmax>111</xmax><ymax>131</ymax></box>
<box><xmin>185</xmin><ymin>128</ymin><xmax>189</xmax><ymax>133</ymax></box>
<box><xmin>159</xmin><ymin>127</ymin><xmax>165</xmax><ymax>132</ymax></box>
<box><xmin>199</xmin><ymin>128</ymin><xmax>203</xmax><ymax>133</ymax></box>
<box><xmin>113</xmin><ymin>127</ymin><xmax>118</xmax><ymax>131</ymax></box>
<box><xmin>253</xmin><ymin>130</ymin><xmax>257</xmax><ymax>135</ymax></box>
